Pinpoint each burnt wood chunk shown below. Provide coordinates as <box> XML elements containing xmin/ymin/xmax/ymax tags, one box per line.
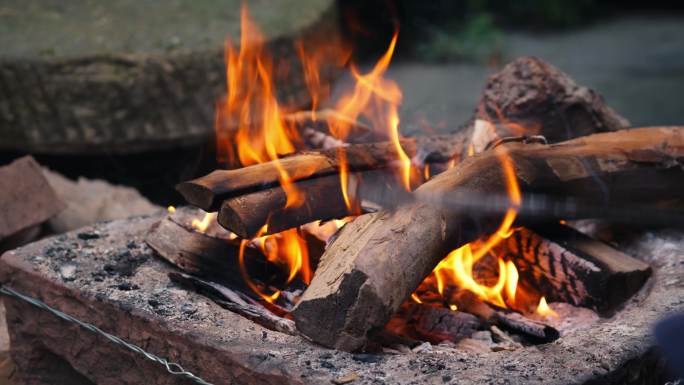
<box><xmin>145</xmin><ymin>207</ymin><xmax>243</xmax><ymax>285</ymax></box>
<box><xmin>397</xmin><ymin>304</ymin><xmax>482</xmax><ymax>345</ymax></box>
<box><xmin>144</xmin><ymin>207</ymin><xmax>277</xmax><ymax>289</ymax></box>
<box><xmin>449</xmin><ymin>290</ymin><xmax>559</xmax><ymax>343</ymax></box>
<box><xmin>0</xmin><ymin>156</ymin><xmax>65</xmax><ymax>242</ymax></box>
<box><xmin>473</xmin><ymin>56</ymin><xmax>629</xmax><ymax>146</ymax></box>
<box><xmin>293</xmin><ymin>126</ymin><xmax>684</xmax><ymax>351</ymax></box>
<box><xmin>502</xmin><ymin>224</ymin><xmax>651</xmax><ymax>314</ymax></box>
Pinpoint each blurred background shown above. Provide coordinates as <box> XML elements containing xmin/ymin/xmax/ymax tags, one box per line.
<box><xmin>0</xmin><ymin>0</ymin><xmax>683</xmax><ymax>204</ymax></box>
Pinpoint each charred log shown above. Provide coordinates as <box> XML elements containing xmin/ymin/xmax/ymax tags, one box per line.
<box><xmin>144</xmin><ymin>207</ymin><xmax>274</xmax><ymax>289</ymax></box>
<box><xmin>500</xmin><ymin>224</ymin><xmax>651</xmax><ymax>315</ymax></box>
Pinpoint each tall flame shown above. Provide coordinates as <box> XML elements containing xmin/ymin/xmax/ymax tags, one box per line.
<box><xmin>329</xmin><ymin>32</ymin><xmax>414</xmax><ymax>191</ymax></box>
<box><xmin>216</xmin><ymin>4</ymin><xmax>306</xmax><ymax>208</ymax></box>
<box><xmin>213</xmin><ymin>4</ymin><xmax>323</xmax><ymax>302</ymax></box>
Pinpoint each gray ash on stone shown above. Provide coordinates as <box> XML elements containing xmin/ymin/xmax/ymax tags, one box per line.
<box><xmin>102</xmin><ymin>248</ymin><xmax>149</xmax><ymax>277</ymax></box>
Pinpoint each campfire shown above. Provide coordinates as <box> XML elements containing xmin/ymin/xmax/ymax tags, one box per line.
<box><xmin>155</xmin><ymin>5</ymin><xmax>663</xmax><ymax>352</ymax></box>
<box><xmin>2</xmin><ymin>4</ymin><xmax>684</xmax><ymax>385</ymax></box>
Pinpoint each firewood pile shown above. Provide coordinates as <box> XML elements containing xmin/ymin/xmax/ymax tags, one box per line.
<box><xmin>144</xmin><ymin>56</ymin><xmax>684</xmax><ymax>355</ymax></box>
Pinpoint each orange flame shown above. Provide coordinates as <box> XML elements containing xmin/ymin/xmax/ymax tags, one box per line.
<box><xmin>329</xmin><ymin>32</ymin><xmax>414</xmax><ymax>191</ymax></box>
<box><xmin>215</xmin><ymin>4</ymin><xmax>305</xmax><ymax>209</ymax></box>
<box><xmin>337</xmin><ymin>147</ymin><xmax>354</xmax><ymax>211</ymax></box>
<box><xmin>536</xmin><ymin>296</ymin><xmax>558</xmax><ymax>318</ymax></box>
<box><xmin>238</xmin><ymin>225</ymin><xmax>312</xmax><ymax>303</ymax></box>
<box><xmin>417</xmin><ymin>145</ymin><xmax>524</xmax><ymax>310</ymax></box>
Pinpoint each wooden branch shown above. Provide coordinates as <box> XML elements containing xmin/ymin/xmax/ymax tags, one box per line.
<box><xmin>447</xmin><ymin>290</ymin><xmax>559</xmax><ymax>343</ymax></box>
<box><xmin>0</xmin><ymin>156</ymin><xmax>65</xmax><ymax>242</ymax></box>
<box><xmin>293</xmin><ymin>126</ymin><xmax>684</xmax><ymax>350</ymax></box>
<box><xmin>218</xmin><ymin>174</ymin><xmax>349</xmax><ymax>238</ymax></box>
<box><xmin>168</xmin><ymin>272</ymin><xmax>297</xmax><ymax>335</ymax></box>
<box><xmin>499</xmin><ymin>223</ymin><xmax>651</xmax><ymax>314</ymax></box>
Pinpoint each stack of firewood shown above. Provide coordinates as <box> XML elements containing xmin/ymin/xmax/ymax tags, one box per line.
<box><xmin>152</xmin><ymin>57</ymin><xmax>683</xmax><ymax>351</ymax></box>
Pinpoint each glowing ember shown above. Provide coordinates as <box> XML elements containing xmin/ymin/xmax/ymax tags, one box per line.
<box><xmin>167</xmin><ymin>205</ymin><xmax>176</xmax><ymax>214</ymax></box>
<box><xmin>536</xmin><ymin>297</ymin><xmax>559</xmax><ymax>318</ymax></box>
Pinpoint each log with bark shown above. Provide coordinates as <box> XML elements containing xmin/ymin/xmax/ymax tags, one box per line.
<box><xmin>498</xmin><ymin>223</ymin><xmax>651</xmax><ymax>314</ymax></box>
<box><xmin>0</xmin><ymin>156</ymin><xmax>65</xmax><ymax>248</ymax></box>
<box><xmin>144</xmin><ymin>207</ymin><xmax>265</xmax><ymax>289</ymax></box>
<box><xmin>292</xmin><ymin>126</ymin><xmax>683</xmax><ymax>351</ymax></box>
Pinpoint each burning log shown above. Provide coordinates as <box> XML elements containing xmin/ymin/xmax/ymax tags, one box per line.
<box><xmin>499</xmin><ymin>223</ymin><xmax>651</xmax><ymax>314</ymax></box>
<box><xmin>0</xmin><ymin>156</ymin><xmax>65</xmax><ymax>248</ymax></box>
<box><xmin>293</xmin><ymin>126</ymin><xmax>684</xmax><ymax>350</ymax></box>
<box><xmin>218</xmin><ymin>174</ymin><xmax>350</xmax><ymax>238</ymax></box>
<box><xmin>144</xmin><ymin>208</ymin><xmax>265</xmax><ymax>288</ymax></box>
<box><xmin>178</xmin><ymin>135</ymin><xmax>464</xmax><ymax>211</ymax></box>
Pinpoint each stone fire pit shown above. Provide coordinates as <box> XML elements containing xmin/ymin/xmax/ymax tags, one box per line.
<box><xmin>0</xmin><ymin>212</ymin><xmax>681</xmax><ymax>384</ymax></box>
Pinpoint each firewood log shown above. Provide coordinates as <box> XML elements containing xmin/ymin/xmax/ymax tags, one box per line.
<box><xmin>144</xmin><ymin>207</ymin><xmax>279</xmax><ymax>290</ymax></box>
<box><xmin>498</xmin><ymin>223</ymin><xmax>651</xmax><ymax>314</ymax></box>
<box><xmin>293</xmin><ymin>126</ymin><xmax>684</xmax><ymax>351</ymax></box>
